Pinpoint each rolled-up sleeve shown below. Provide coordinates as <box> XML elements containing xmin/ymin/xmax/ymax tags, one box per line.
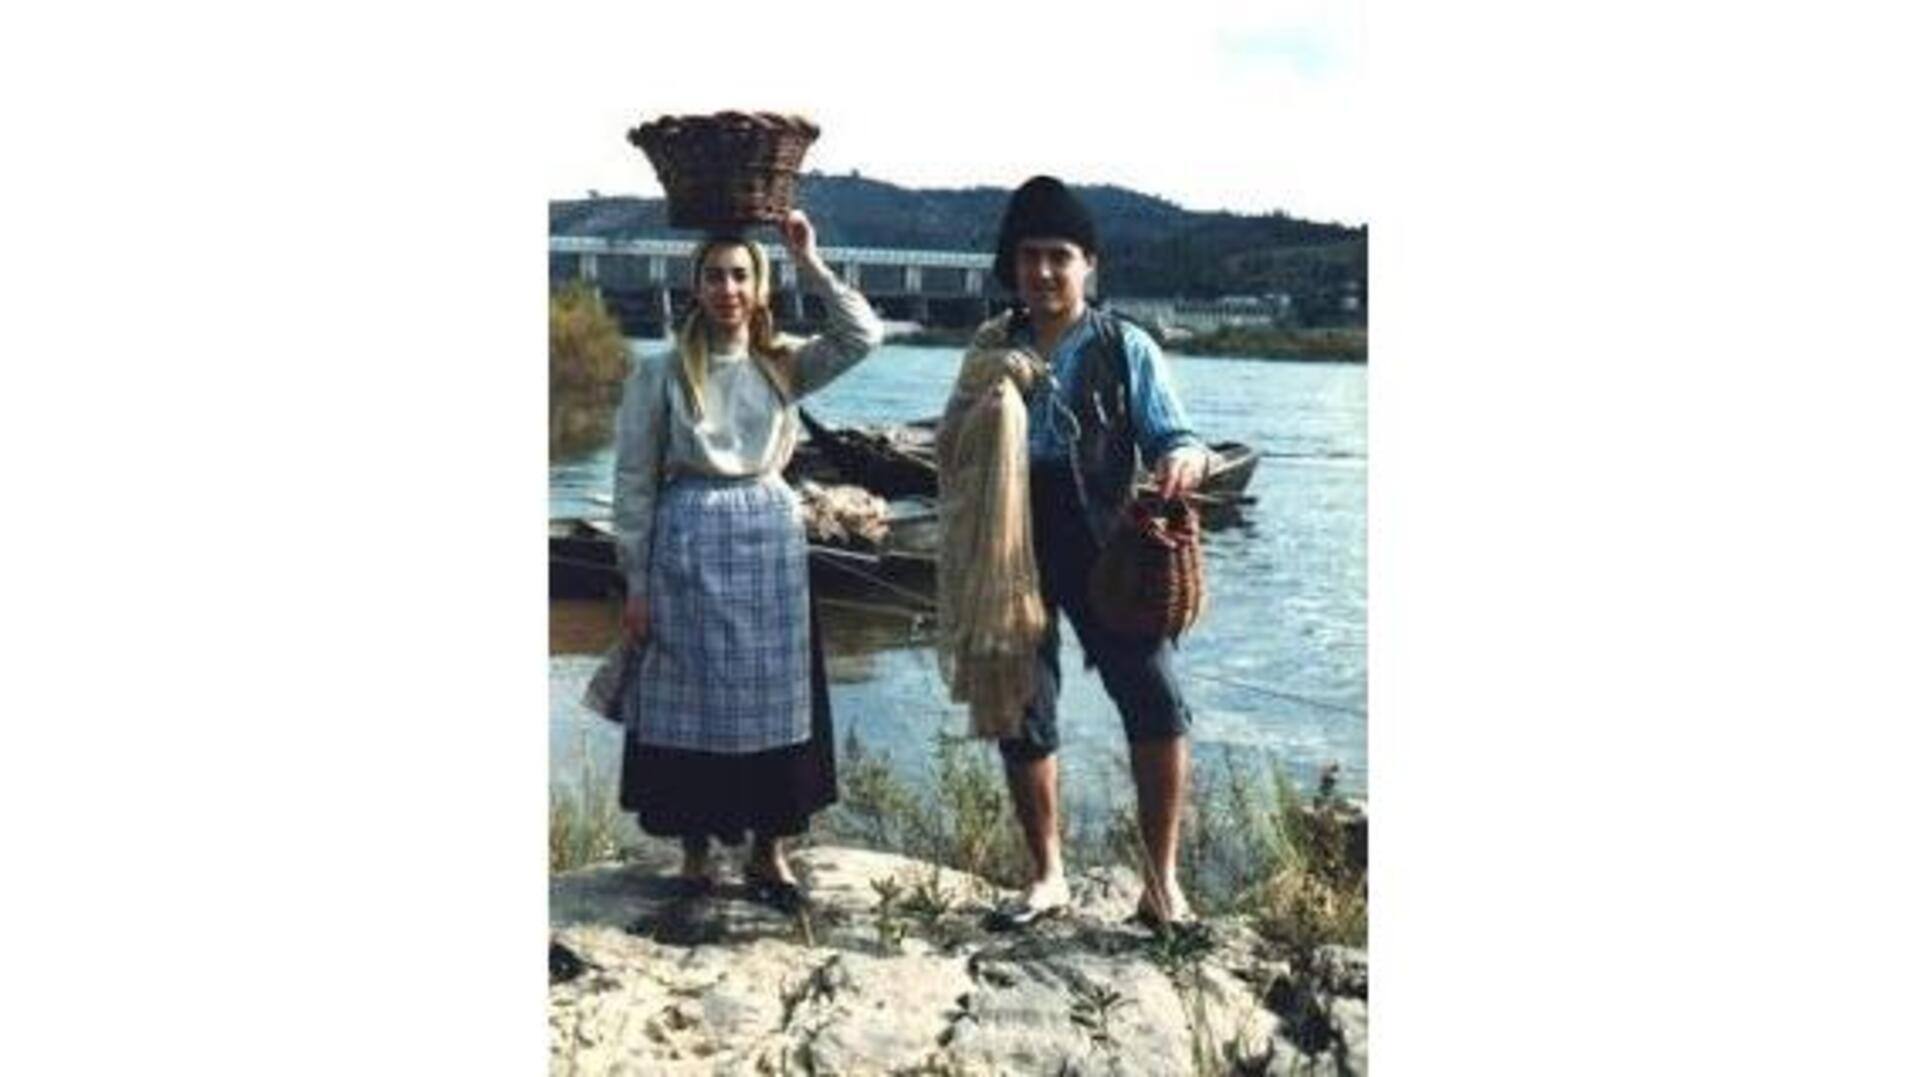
<box><xmin>1122</xmin><ymin>323</ymin><xmax>1204</xmax><ymax>465</ymax></box>
<box><xmin>787</xmin><ymin>262</ymin><xmax>886</xmax><ymax>398</ymax></box>
<box><xmin>612</xmin><ymin>349</ymin><xmax>670</xmax><ymax>597</ymax></box>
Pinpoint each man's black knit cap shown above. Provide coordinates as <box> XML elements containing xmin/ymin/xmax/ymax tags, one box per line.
<box><xmin>992</xmin><ymin>175</ymin><xmax>1099</xmax><ymax>290</ymax></box>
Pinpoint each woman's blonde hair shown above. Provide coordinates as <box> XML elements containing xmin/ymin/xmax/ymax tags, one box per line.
<box><xmin>675</xmin><ymin>236</ymin><xmax>796</xmax><ymax>418</ymax></box>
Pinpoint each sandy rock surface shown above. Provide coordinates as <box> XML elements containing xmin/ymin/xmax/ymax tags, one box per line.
<box><xmin>550</xmin><ymin>846</ymin><xmax>1366</xmax><ymax>1075</ymax></box>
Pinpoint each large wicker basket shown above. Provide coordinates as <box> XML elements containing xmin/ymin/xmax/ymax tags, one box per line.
<box><xmin>627</xmin><ymin>111</ymin><xmax>820</xmax><ymax>230</ymax></box>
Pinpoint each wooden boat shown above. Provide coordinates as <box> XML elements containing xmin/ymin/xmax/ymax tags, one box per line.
<box><xmin>793</xmin><ymin>408</ymin><xmax>937</xmax><ymax>498</ymax></box>
<box><xmin>793</xmin><ymin>408</ymin><xmax>1260</xmax><ymax>514</ymax></box>
<box><xmin>548</xmin><ymin>512</ymin><xmax>935</xmax><ymax>610</ymax></box>
<box><xmin>550</xmin><ymin>517</ymin><xmax>623</xmax><ymax>599</ymax></box>
<box><xmin>553</xmin><ymin>424</ymin><xmax>1258</xmax><ymax>606</ymax></box>
<box><xmin>1198</xmin><ymin>441</ymin><xmax>1257</xmax><ymax>498</ymax></box>
<box><xmin>875</xmin><ymin>494</ymin><xmax>939</xmax><ymax>556</ymax></box>
<box><xmin>804</xmin><ymin>545</ymin><xmax>936</xmax><ymax>614</ymax></box>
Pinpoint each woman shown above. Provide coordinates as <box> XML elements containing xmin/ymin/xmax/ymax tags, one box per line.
<box><xmin>611</xmin><ymin>209</ymin><xmax>884</xmax><ymax>906</ymax></box>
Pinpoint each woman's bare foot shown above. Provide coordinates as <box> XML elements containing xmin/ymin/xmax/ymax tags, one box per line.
<box><xmin>742</xmin><ymin>836</ymin><xmax>809</xmax><ymax>913</ymax></box>
<box><xmin>745</xmin><ymin>836</ymin><xmax>796</xmax><ymax>886</ymax></box>
<box><xmin>679</xmin><ymin>836</ymin><xmax>714</xmax><ymax>883</ymax></box>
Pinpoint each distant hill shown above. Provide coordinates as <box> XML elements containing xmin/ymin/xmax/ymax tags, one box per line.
<box><xmin>550</xmin><ymin>173</ymin><xmax>1366</xmax><ymax>321</ymax></box>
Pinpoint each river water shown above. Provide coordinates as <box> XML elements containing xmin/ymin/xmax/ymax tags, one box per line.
<box><xmin>551</xmin><ymin>343</ymin><xmax>1366</xmax><ymax>813</ymax></box>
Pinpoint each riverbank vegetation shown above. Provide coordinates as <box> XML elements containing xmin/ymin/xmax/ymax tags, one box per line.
<box><xmin>550</xmin><ymin>728</ymin><xmax>1367</xmax><ymax>953</ymax></box>
<box><xmin>1167</xmin><ymin>326</ymin><xmax>1366</xmax><ymax>363</ymax></box>
<box><xmin>888</xmin><ymin>323</ymin><xmax>1367</xmax><ymax>363</ymax></box>
<box><xmin>884</xmin><ymin>326</ymin><xmax>975</xmax><ymax>347</ymax></box>
<box><xmin>550</xmin><ymin>283</ymin><xmax>630</xmax><ymax>459</ymax></box>
<box><xmin>549</xmin><ymin>282</ymin><xmax>630</xmax><ymax>394</ymax></box>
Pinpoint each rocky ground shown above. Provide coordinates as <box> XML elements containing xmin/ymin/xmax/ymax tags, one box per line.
<box><xmin>550</xmin><ymin>845</ymin><xmax>1367</xmax><ymax>1076</ymax></box>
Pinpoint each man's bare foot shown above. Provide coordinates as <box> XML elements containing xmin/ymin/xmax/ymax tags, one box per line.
<box><xmin>987</xmin><ymin>873</ymin><xmax>1070</xmax><ymax>930</ymax></box>
<box><xmin>1135</xmin><ymin>879</ymin><xmax>1195</xmax><ymax>928</ymax></box>
<box><xmin>1025</xmin><ymin>873</ymin><xmax>1070</xmax><ymax>911</ymax></box>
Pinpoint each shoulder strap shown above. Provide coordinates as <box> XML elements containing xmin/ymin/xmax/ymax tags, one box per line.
<box><xmin>1084</xmin><ymin>306</ymin><xmax>1134</xmax><ymax>422</ymax></box>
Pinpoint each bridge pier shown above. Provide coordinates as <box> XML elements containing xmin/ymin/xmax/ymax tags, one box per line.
<box><xmin>774</xmin><ymin>259</ymin><xmax>804</xmax><ymax>322</ymax></box>
<box><xmin>578</xmin><ymin>253</ymin><xmax>603</xmax><ymax>302</ymax></box>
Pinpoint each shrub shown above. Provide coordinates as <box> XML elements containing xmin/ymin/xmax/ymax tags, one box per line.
<box><xmin>550</xmin><ymin>282</ymin><xmax>630</xmax><ymax>392</ymax></box>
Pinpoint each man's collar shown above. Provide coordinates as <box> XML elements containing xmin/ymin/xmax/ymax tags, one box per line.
<box><xmin>1013</xmin><ymin>306</ymin><xmax>1093</xmax><ymax>351</ymax></box>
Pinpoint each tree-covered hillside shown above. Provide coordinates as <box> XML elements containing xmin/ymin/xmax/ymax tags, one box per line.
<box><xmin>550</xmin><ymin>173</ymin><xmax>1366</xmax><ymax>314</ymax></box>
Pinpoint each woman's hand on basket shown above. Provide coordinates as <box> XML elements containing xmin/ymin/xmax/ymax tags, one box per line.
<box><xmin>622</xmin><ymin>595</ymin><xmax>651</xmax><ymax>647</ymax></box>
<box><xmin>779</xmin><ymin>210</ymin><xmax>826</xmax><ymax>275</ymax></box>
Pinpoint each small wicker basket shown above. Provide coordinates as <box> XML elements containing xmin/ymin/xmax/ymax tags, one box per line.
<box><xmin>628</xmin><ymin>111</ymin><xmax>821</xmax><ymax>230</ymax></box>
<box><xmin>1089</xmin><ymin>495</ymin><xmax>1208</xmax><ymax>641</ymax></box>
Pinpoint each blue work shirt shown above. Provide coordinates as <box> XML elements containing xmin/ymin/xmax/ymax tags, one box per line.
<box><xmin>1012</xmin><ymin>310</ymin><xmax>1203</xmax><ymax>467</ymax></box>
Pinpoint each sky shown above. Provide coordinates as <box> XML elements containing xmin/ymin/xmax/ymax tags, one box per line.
<box><xmin>538</xmin><ymin>0</ymin><xmax>1367</xmax><ymax>224</ymax></box>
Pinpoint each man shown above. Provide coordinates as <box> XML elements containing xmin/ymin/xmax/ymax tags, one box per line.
<box><xmin>981</xmin><ymin>176</ymin><xmax>1212</xmax><ymax>927</ymax></box>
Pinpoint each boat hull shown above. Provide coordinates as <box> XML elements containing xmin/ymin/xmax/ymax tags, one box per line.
<box><xmin>549</xmin><ymin>521</ymin><xmax>934</xmax><ymax>610</ymax></box>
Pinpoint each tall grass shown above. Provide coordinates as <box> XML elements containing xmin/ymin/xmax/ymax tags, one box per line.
<box><xmin>823</xmin><ymin>729</ymin><xmax>1027</xmax><ymax>894</ymax></box>
<box><xmin>549</xmin><ymin>732</ymin><xmax>623</xmax><ymax>873</ymax></box>
<box><xmin>820</xmin><ymin>729</ymin><xmax>1367</xmax><ymax>947</ymax></box>
<box><xmin>1251</xmin><ymin>764</ymin><xmax>1368</xmax><ymax>954</ymax></box>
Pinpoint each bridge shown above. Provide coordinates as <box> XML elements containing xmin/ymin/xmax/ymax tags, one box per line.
<box><xmin>550</xmin><ymin>236</ymin><xmax>1302</xmax><ymax>339</ymax></box>
<box><xmin>550</xmin><ymin>236</ymin><xmax>1005</xmax><ymax>337</ymax></box>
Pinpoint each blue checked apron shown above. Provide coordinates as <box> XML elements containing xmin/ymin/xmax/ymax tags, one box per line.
<box><xmin>627</xmin><ymin>474</ymin><xmax>811</xmax><ymax>753</ymax></box>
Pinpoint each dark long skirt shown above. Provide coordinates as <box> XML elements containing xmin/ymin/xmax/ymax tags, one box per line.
<box><xmin>619</xmin><ymin>595</ymin><xmax>837</xmax><ymax>845</ymax></box>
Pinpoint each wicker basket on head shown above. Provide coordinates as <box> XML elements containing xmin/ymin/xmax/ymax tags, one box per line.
<box><xmin>627</xmin><ymin>111</ymin><xmax>820</xmax><ymax>230</ymax></box>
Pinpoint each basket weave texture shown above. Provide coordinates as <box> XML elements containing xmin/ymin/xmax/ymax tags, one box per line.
<box><xmin>1089</xmin><ymin>495</ymin><xmax>1208</xmax><ymax>640</ymax></box>
<box><xmin>628</xmin><ymin>112</ymin><xmax>820</xmax><ymax>230</ymax></box>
